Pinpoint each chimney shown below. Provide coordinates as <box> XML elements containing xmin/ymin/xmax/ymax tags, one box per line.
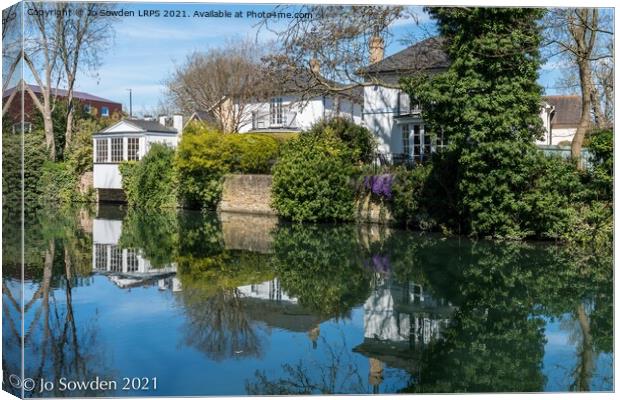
<box><xmin>172</xmin><ymin>114</ymin><xmax>183</xmax><ymax>135</ymax></box>
<box><xmin>310</xmin><ymin>58</ymin><xmax>321</xmax><ymax>76</ymax></box>
<box><xmin>158</xmin><ymin>115</ymin><xmax>167</xmax><ymax>126</ymax></box>
<box><xmin>369</xmin><ymin>35</ymin><xmax>384</xmax><ymax>64</ymax></box>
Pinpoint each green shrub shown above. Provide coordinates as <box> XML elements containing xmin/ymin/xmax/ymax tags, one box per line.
<box><xmin>120</xmin><ymin>143</ymin><xmax>178</xmax><ymax>209</ymax></box>
<box><xmin>176</xmin><ymin>128</ymin><xmax>232</xmax><ymax>209</ymax></box>
<box><xmin>119</xmin><ymin>161</ymin><xmax>139</xmax><ymax>206</ymax></box>
<box><xmin>303</xmin><ymin>117</ymin><xmax>376</xmax><ymax>164</ymax></box>
<box><xmin>39</xmin><ymin>161</ymin><xmax>81</xmax><ymax>205</ymax></box>
<box><xmin>272</xmin><ymin>134</ymin><xmax>357</xmax><ymax>222</ymax></box>
<box><xmin>587</xmin><ymin>129</ymin><xmax>613</xmax><ymax>200</ymax></box>
<box><xmin>521</xmin><ymin>153</ymin><xmax>586</xmax><ymax>240</ymax></box>
<box><xmin>222</xmin><ymin>133</ymin><xmax>279</xmax><ymax>173</ymax></box>
<box><xmin>2</xmin><ymin>131</ymin><xmax>47</xmax><ymax>210</ymax></box>
<box><xmin>391</xmin><ymin>164</ymin><xmax>433</xmax><ymax>229</ymax></box>
<box><xmin>175</xmin><ymin>124</ymin><xmax>280</xmax><ymax>210</ymax></box>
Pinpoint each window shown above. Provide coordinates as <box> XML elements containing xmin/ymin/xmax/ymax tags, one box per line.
<box><xmin>111</xmin><ymin>138</ymin><xmax>123</xmax><ymax>162</ymax></box>
<box><xmin>270</xmin><ymin>97</ymin><xmax>283</xmax><ymax>126</ymax></box>
<box><xmin>110</xmin><ymin>246</ymin><xmax>123</xmax><ymax>272</ymax></box>
<box><xmin>127</xmin><ymin>138</ymin><xmax>140</xmax><ymax>161</ymax></box>
<box><xmin>84</xmin><ymin>104</ymin><xmax>92</xmax><ymax>114</ymax></box>
<box><xmin>95</xmin><ymin>244</ymin><xmax>108</xmax><ymax>271</ymax></box>
<box><xmin>96</xmin><ymin>139</ymin><xmax>108</xmax><ymax>163</ymax></box>
<box><xmin>412</xmin><ymin>125</ymin><xmax>432</xmax><ymax>163</ymax></box>
<box><xmin>126</xmin><ymin>249</ymin><xmax>139</xmax><ymax>272</ymax></box>
<box><xmin>101</xmin><ymin>106</ymin><xmax>110</xmax><ymax>117</ymax></box>
<box><xmin>401</xmin><ymin>124</ymin><xmax>410</xmax><ymax>156</ymax></box>
<box><xmin>399</xmin><ymin>92</ymin><xmax>410</xmax><ymax>115</ymax></box>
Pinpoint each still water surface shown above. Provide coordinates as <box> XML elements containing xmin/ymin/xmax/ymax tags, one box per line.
<box><xmin>2</xmin><ymin>205</ymin><xmax>613</xmax><ymax>396</ymax></box>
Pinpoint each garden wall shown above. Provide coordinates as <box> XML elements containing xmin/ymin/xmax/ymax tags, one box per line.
<box><xmin>218</xmin><ymin>174</ymin><xmax>276</xmax><ymax>215</ymax></box>
<box><xmin>219</xmin><ymin>173</ymin><xmax>392</xmax><ymax>224</ymax></box>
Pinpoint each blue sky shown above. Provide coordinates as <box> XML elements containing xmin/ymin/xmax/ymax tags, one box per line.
<box><xmin>73</xmin><ymin>3</ymin><xmax>571</xmax><ymax>115</ymax></box>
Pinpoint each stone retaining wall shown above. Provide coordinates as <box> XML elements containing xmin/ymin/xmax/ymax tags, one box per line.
<box><xmin>218</xmin><ymin>174</ymin><xmax>276</xmax><ymax>215</ymax></box>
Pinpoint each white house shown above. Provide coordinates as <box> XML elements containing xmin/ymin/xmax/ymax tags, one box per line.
<box><xmin>234</xmin><ymin>70</ymin><xmax>364</xmax><ymax>133</ymax></box>
<box><xmin>93</xmin><ymin>116</ymin><xmax>182</xmax><ymax>201</ymax></box>
<box><xmin>359</xmin><ymin>37</ymin><xmax>450</xmax><ymax>164</ymax></box>
<box><xmin>237</xmin><ymin>93</ymin><xmax>363</xmax><ymax>133</ymax></box>
<box><xmin>537</xmin><ymin>95</ymin><xmax>582</xmax><ymax>146</ymax></box>
<box><xmin>359</xmin><ymin>36</ymin><xmax>583</xmax><ymax>162</ymax></box>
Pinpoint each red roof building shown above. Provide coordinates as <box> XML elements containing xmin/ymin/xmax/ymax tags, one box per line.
<box><xmin>3</xmin><ymin>83</ymin><xmax>123</xmax><ymax>124</ymax></box>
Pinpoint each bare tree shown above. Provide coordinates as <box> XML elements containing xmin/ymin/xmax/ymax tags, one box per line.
<box><xmin>2</xmin><ymin>4</ymin><xmax>22</xmax><ymax>118</ymax></box>
<box><xmin>165</xmin><ymin>40</ymin><xmax>269</xmax><ymax>133</ymax></box>
<box><xmin>22</xmin><ymin>2</ymin><xmax>116</xmax><ymax>160</ymax></box>
<box><xmin>23</xmin><ymin>1</ymin><xmax>64</xmax><ymax>160</ymax></box>
<box><xmin>57</xmin><ymin>2</ymin><xmax>116</xmax><ymax>153</ymax></box>
<box><xmin>259</xmin><ymin>5</ymin><xmax>416</xmax><ymax>97</ymax></box>
<box><xmin>542</xmin><ymin>8</ymin><xmax>613</xmax><ymax>164</ymax></box>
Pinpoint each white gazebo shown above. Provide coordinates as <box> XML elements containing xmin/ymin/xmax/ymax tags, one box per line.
<box><xmin>92</xmin><ymin>116</ymin><xmax>182</xmax><ymax>201</ymax></box>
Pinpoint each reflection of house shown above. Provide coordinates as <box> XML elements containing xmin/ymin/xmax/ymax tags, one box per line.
<box><xmin>92</xmin><ymin>217</ymin><xmax>179</xmax><ymax>290</ymax></box>
<box><xmin>92</xmin><ymin>117</ymin><xmax>182</xmax><ymax>201</ymax></box>
<box><xmin>353</xmin><ymin>276</ymin><xmax>455</xmax><ymax>377</ymax></box>
<box><xmin>238</xmin><ymin>279</ymin><xmax>327</xmax><ymax>335</ymax></box>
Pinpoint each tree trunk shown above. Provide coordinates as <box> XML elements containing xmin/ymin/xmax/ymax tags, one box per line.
<box><xmin>64</xmin><ymin>99</ymin><xmax>74</xmax><ymax>154</ymax></box>
<box><xmin>573</xmin><ymin>303</ymin><xmax>594</xmax><ymax>391</ymax></box>
<box><xmin>43</xmin><ymin>112</ymin><xmax>56</xmax><ymax>161</ymax></box>
<box><xmin>571</xmin><ymin>60</ymin><xmax>593</xmax><ymax>168</ymax></box>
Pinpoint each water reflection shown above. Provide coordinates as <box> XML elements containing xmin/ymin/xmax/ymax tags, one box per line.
<box><xmin>1</xmin><ymin>205</ymin><xmax>613</xmax><ymax>396</ymax></box>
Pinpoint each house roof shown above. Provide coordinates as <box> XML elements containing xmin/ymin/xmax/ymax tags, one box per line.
<box><xmin>125</xmin><ymin>119</ymin><xmax>177</xmax><ymax>133</ymax></box>
<box><xmin>542</xmin><ymin>95</ymin><xmax>582</xmax><ymax>126</ymax></box>
<box><xmin>3</xmin><ymin>83</ymin><xmax>122</xmax><ymax>105</ymax></box>
<box><xmin>93</xmin><ymin>119</ymin><xmax>177</xmax><ymax>136</ymax></box>
<box><xmin>360</xmin><ymin>36</ymin><xmax>450</xmax><ymax>76</ymax></box>
<box><xmin>265</xmin><ymin>68</ymin><xmax>364</xmax><ymax>104</ymax></box>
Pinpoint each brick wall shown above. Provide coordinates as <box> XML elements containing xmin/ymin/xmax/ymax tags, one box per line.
<box><xmin>218</xmin><ymin>174</ymin><xmax>276</xmax><ymax>215</ymax></box>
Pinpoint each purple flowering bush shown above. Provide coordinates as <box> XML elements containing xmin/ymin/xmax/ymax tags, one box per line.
<box><xmin>362</xmin><ymin>174</ymin><xmax>394</xmax><ymax>200</ymax></box>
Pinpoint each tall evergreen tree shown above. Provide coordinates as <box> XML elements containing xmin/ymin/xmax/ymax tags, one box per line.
<box><xmin>403</xmin><ymin>7</ymin><xmax>546</xmax><ymax>238</ymax></box>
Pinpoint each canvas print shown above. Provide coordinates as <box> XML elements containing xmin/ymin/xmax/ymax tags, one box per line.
<box><xmin>1</xmin><ymin>1</ymin><xmax>614</xmax><ymax>398</ymax></box>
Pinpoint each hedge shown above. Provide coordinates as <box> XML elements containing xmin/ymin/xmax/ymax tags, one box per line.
<box><xmin>175</xmin><ymin>123</ymin><xmax>281</xmax><ymax>210</ymax></box>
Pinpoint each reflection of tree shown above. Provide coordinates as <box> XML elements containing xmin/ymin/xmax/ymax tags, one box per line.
<box><xmin>397</xmin><ymin>240</ymin><xmax>613</xmax><ymax>393</ymax></box>
<box><xmin>537</xmin><ymin>245</ymin><xmax>613</xmax><ymax>391</ymax></box>
<box><xmin>403</xmin><ymin>243</ymin><xmax>549</xmax><ymax>393</ymax></box>
<box><xmin>2</xmin><ymin>206</ymin><xmax>114</xmax><ymax>397</ymax></box>
<box><xmin>272</xmin><ymin>224</ymin><xmax>371</xmax><ymax>318</ymax></box>
<box><xmin>119</xmin><ymin>208</ymin><xmax>180</xmax><ymax>268</ymax></box>
<box><xmin>246</xmin><ymin>335</ymin><xmax>366</xmax><ymax>395</ymax></box>
<box><xmin>176</xmin><ymin>216</ymin><xmax>275</xmax><ymax>360</ymax></box>
<box><xmin>181</xmin><ymin>288</ymin><xmax>264</xmax><ymax>361</ymax></box>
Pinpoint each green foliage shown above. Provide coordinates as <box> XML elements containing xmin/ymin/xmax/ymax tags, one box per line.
<box><xmin>521</xmin><ymin>153</ymin><xmax>586</xmax><ymax>240</ymax></box>
<box><xmin>272</xmin><ymin>134</ymin><xmax>357</xmax><ymax>222</ymax></box>
<box><xmin>120</xmin><ymin>143</ymin><xmax>178</xmax><ymax>209</ymax></box>
<box><xmin>39</xmin><ymin>161</ymin><xmax>81</xmax><ymax>205</ymax></box>
<box><xmin>176</xmin><ymin>123</ymin><xmax>281</xmax><ymax>210</ymax></box>
<box><xmin>303</xmin><ymin>117</ymin><xmax>376</xmax><ymax>164</ymax></box>
<box><xmin>586</xmin><ymin>129</ymin><xmax>613</xmax><ymax>200</ymax></box>
<box><xmin>65</xmin><ymin>118</ymin><xmax>101</xmax><ymax>176</ymax></box>
<box><xmin>2</xmin><ymin>131</ymin><xmax>48</xmax><ymax>210</ymax></box>
<box><xmin>402</xmin><ymin>8</ymin><xmax>546</xmax><ymax>238</ymax></box>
